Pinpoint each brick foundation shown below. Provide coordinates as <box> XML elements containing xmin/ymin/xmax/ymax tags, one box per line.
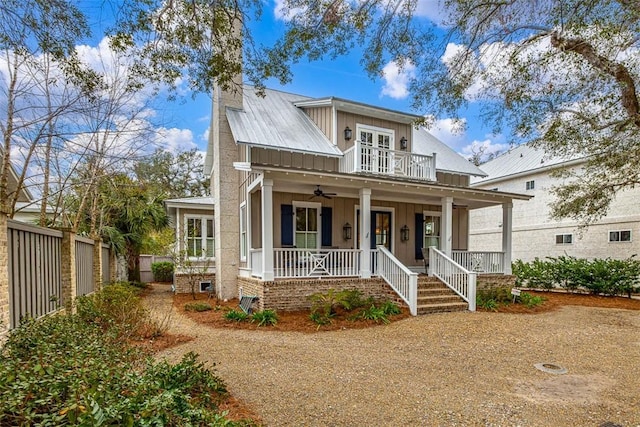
<box><xmin>237</xmin><ymin>276</ymin><xmax>403</xmax><ymax>312</ymax></box>
<box><xmin>477</xmin><ymin>274</ymin><xmax>516</xmax><ymax>291</ymax></box>
<box><xmin>174</xmin><ymin>273</ymin><xmax>217</xmax><ymax>294</ymax></box>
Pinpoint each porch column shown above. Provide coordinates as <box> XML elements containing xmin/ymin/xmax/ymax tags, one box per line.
<box><xmin>502</xmin><ymin>202</ymin><xmax>513</xmax><ymax>275</ymax></box>
<box><xmin>261</xmin><ymin>179</ymin><xmax>274</xmax><ymax>281</ymax></box>
<box><xmin>441</xmin><ymin>196</ymin><xmax>453</xmax><ymax>256</ymax></box>
<box><xmin>359</xmin><ymin>188</ymin><xmax>371</xmax><ymax>278</ymax></box>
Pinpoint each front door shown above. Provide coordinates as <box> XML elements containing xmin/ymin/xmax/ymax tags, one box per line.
<box><xmin>356</xmin><ymin>210</ymin><xmax>392</xmax><ymax>250</ymax></box>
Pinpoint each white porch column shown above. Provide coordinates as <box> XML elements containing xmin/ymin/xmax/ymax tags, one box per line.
<box><xmin>441</xmin><ymin>196</ymin><xmax>453</xmax><ymax>256</ymax></box>
<box><xmin>359</xmin><ymin>188</ymin><xmax>372</xmax><ymax>278</ymax></box>
<box><xmin>261</xmin><ymin>179</ymin><xmax>274</xmax><ymax>281</ymax></box>
<box><xmin>502</xmin><ymin>202</ymin><xmax>513</xmax><ymax>275</ymax></box>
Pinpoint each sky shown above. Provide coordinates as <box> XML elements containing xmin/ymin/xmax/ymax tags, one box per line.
<box><xmin>89</xmin><ymin>0</ymin><xmax>510</xmax><ymax>162</ymax></box>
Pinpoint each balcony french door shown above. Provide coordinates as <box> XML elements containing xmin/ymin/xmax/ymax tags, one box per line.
<box><xmin>359</xmin><ymin>128</ymin><xmax>392</xmax><ymax>174</ymax></box>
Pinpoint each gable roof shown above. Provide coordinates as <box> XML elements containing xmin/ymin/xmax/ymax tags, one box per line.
<box><xmin>226</xmin><ymin>88</ymin><xmax>342</xmax><ymax>157</ymax></box>
<box><xmin>471</xmin><ymin>143</ymin><xmax>587</xmax><ymax>185</ymax></box>
<box><xmin>0</xmin><ymin>147</ymin><xmax>33</xmax><ymax>203</ymax></box>
<box><xmin>412</xmin><ymin>128</ymin><xmax>487</xmax><ymax>177</ymax></box>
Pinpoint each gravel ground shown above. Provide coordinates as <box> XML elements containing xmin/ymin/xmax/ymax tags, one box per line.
<box><xmin>146</xmin><ymin>285</ymin><xmax>640</xmax><ymax>427</ymax></box>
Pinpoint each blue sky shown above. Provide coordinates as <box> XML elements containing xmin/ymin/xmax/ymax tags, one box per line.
<box><xmin>80</xmin><ymin>1</ymin><xmax>508</xmax><ymax>160</ymax></box>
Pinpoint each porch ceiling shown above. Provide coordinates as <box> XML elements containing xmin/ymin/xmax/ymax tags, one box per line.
<box><xmin>256</xmin><ymin>168</ymin><xmax>530</xmax><ymax>209</ymax></box>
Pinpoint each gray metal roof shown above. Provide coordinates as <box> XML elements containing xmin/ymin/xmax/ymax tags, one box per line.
<box><xmin>471</xmin><ymin>143</ymin><xmax>587</xmax><ymax>184</ymax></box>
<box><xmin>165</xmin><ymin>196</ymin><xmax>214</xmax><ymax>206</ymax></box>
<box><xmin>412</xmin><ymin>127</ymin><xmax>488</xmax><ymax>177</ymax></box>
<box><xmin>226</xmin><ymin>88</ymin><xmax>343</xmax><ymax>157</ymax></box>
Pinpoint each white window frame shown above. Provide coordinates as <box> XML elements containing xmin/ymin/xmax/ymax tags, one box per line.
<box><xmin>609</xmin><ymin>229</ymin><xmax>632</xmax><ymax>243</ymax></box>
<box><xmin>525</xmin><ymin>180</ymin><xmax>535</xmax><ymax>190</ymax></box>
<box><xmin>184</xmin><ymin>215</ymin><xmax>215</xmax><ymax>260</ymax></box>
<box><xmin>423</xmin><ymin>210</ymin><xmax>442</xmax><ymax>251</ymax></box>
<box><xmin>292</xmin><ymin>201</ymin><xmax>321</xmax><ymax>250</ymax></box>
<box><xmin>239</xmin><ymin>202</ymin><xmax>247</xmax><ymax>262</ymax></box>
<box><xmin>355</xmin><ymin>124</ymin><xmax>396</xmax><ymax>147</ymax></box>
<box><xmin>555</xmin><ymin>234</ymin><xmax>573</xmax><ymax>245</ymax></box>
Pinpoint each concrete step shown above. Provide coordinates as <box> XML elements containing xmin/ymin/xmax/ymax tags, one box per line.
<box><xmin>418</xmin><ymin>294</ymin><xmax>464</xmax><ymax>305</ymax></box>
<box><xmin>418</xmin><ymin>287</ymin><xmax>455</xmax><ymax>297</ymax></box>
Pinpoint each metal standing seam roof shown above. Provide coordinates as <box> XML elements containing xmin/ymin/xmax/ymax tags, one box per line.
<box><xmin>412</xmin><ymin>127</ymin><xmax>487</xmax><ymax>177</ymax></box>
<box><xmin>226</xmin><ymin>88</ymin><xmax>343</xmax><ymax>157</ymax></box>
<box><xmin>471</xmin><ymin>143</ymin><xmax>587</xmax><ymax>185</ymax></box>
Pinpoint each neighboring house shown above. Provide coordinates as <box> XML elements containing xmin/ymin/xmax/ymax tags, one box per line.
<box><xmin>193</xmin><ymin>75</ymin><xmax>531</xmax><ymax>315</ymax></box>
<box><xmin>0</xmin><ymin>151</ymin><xmax>45</xmax><ymax>224</ymax></box>
<box><xmin>164</xmin><ymin>196</ymin><xmax>216</xmax><ymax>291</ymax></box>
<box><xmin>469</xmin><ymin>143</ymin><xmax>640</xmax><ymax>261</ymax></box>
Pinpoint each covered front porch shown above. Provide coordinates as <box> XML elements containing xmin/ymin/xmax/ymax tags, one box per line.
<box><xmin>240</xmin><ymin>169</ymin><xmax>525</xmax><ymax>314</ymax></box>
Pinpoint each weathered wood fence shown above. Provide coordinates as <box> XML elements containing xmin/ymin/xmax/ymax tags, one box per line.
<box><xmin>0</xmin><ymin>216</ymin><xmax>115</xmax><ymax>335</ymax></box>
<box><xmin>139</xmin><ymin>254</ymin><xmax>173</xmax><ymax>283</ymax></box>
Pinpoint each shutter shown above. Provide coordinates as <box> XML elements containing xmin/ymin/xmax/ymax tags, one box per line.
<box><xmin>281</xmin><ymin>205</ymin><xmax>293</xmax><ymax>246</ymax></box>
<box><xmin>415</xmin><ymin>213</ymin><xmax>424</xmax><ymax>259</ymax></box>
<box><xmin>321</xmin><ymin>207</ymin><xmax>332</xmax><ymax>247</ymax></box>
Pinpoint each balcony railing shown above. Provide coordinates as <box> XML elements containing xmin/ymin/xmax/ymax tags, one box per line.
<box><xmin>340</xmin><ymin>140</ymin><xmax>436</xmax><ymax>181</ymax></box>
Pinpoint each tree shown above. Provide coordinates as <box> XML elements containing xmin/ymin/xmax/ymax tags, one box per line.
<box><xmin>261</xmin><ymin>0</ymin><xmax>640</xmax><ymax>226</ymax></box>
<box><xmin>135</xmin><ymin>148</ymin><xmax>209</xmax><ymax>199</ymax></box>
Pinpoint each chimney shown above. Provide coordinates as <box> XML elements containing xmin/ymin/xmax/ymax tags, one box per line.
<box><xmin>210</xmin><ymin>11</ymin><xmax>243</xmax><ymax>300</ymax></box>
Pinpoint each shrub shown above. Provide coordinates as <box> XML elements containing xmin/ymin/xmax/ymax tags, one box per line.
<box><xmin>251</xmin><ymin>309</ymin><xmax>278</xmax><ymax>327</ymax></box>
<box><xmin>76</xmin><ymin>283</ymin><xmax>162</xmax><ymax>340</ymax></box>
<box><xmin>338</xmin><ymin>289</ymin><xmax>368</xmax><ymax>310</ymax></box>
<box><xmin>518</xmin><ymin>292</ymin><xmax>545</xmax><ymax>308</ymax></box>
<box><xmin>476</xmin><ymin>287</ymin><xmax>511</xmax><ymax>311</ymax></box>
<box><xmin>151</xmin><ymin>261</ymin><xmax>174</xmax><ymax>282</ymax></box>
<box><xmin>379</xmin><ymin>300</ymin><xmax>402</xmax><ymax>316</ymax></box>
<box><xmin>354</xmin><ymin>305</ymin><xmax>390</xmax><ymax>324</ymax></box>
<box><xmin>224</xmin><ymin>309</ymin><xmax>249</xmax><ymax>322</ymax></box>
<box><xmin>309</xmin><ymin>311</ymin><xmax>332</xmax><ymax>326</ymax></box>
<box><xmin>185</xmin><ymin>302</ymin><xmax>213</xmax><ymax>312</ymax></box>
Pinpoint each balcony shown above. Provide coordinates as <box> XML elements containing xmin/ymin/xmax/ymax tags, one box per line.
<box><xmin>339</xmin><ymin>140</ymin><xmax>436</xmax><ymax>181</ymax></box>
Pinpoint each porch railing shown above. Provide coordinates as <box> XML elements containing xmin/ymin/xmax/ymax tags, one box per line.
<box><xmin>339</xmin><ymin>140</ymin><xmax>436</xmax><ymax>181</ymax></box>
<box><xmin>250</xmin><ymin>249</ymin><xmax>262</xmax><ymax>278</ymax></box>
<box><xmin>377</xmin><ymin>246</ymin><xmax>418</xmax><ymax>315</ymax></box>
<box><xmin>273</xmin><ymin>248</ymin><xmax>360</xmax><ymax>278</ymax></box>
<box><xmin>429</xmin><ymin>247</ymin><xmax>476</xmax><ymax>311</ymax></box>
<box><xmin>451</xmin><ymin>251</ymin><xmax>505</xmax><ymax>274</ymax></box>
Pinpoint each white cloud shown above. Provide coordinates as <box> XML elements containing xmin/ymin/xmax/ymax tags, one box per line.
<box><xmin>460</xmin><ymin>137</ymin><xmax>510</xmax><ymax>162</ymax></box>
<box><xmin>274</xmin><ymin>0</ymin><xmax>305</xmax><ymax>21</ymax></box>
<box><xmin>380</xmin><ymin>60</ymin><xmax>416</xmax><ymax>99</ymax></box>
<box><xmin>156</xmin><ymin>127</ymin><xmax>197</xmax><ymax>154</ymax></box>
<box><xmin>414</xmin><ymin>0</ymin><xmax>450</xmax><ymax>26</ymax></box>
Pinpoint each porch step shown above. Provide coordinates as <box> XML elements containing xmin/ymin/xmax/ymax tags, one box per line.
<box><xmin>414</xmin><ymin>275</ymin><xmax>469</xmax><ymax>315</ymax></box>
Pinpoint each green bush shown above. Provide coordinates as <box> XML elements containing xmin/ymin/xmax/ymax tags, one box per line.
<box><xmin>0</xmin><ymin>315</ymin><xmax>246</xmax><ymax>426</ymax></box>
<box><xmin>379</xmin><ymin>300</ymin><xmax>402</xmax><ymax>316</ymax></box>
<box><xmin>518</xmin><ymin>292</ymin><xmax>545</xmax><ymax>308</ymax></box>
<box><xmin>512</xmin><ymin>256</ymin><xmax>640</xmax><ymax>297</ymax></box>
<box><xmin>151</xmin><ymin>261</ymin><xmax>174</xmax><ymax>282</ymax></box>
<box><xmin>354</xmin><ymin>305</ymin><xmax>390</xmax><ymax>324</ymax></box>
<box><xmin>251</xmin><ymin>309</ymin><xmax>278</xmax><ymax>327</ymax></box>
<box><xmin>224</xmin><ymin>309</ymin><xmax>249</xmax><ymax>322</ymax></box>
<box><xmin>476</xmin><ymin>287</ymin><xmax>512</xmax><ymax>311</ymax></box>
<box><xmin>76</xmin><ymin>283</ymin><xmax>161</xmax><ymax>340</ymax></box>
<box><xmin>185</xmin><ymin>302</ymin><xmax>213</xmax><ymax>312</ymax></box>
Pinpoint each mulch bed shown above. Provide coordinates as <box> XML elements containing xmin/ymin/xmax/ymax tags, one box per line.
<box><xmin>488</xmin><ymin>290</ymin><xmax>640</xmax><ymax>314</ymax></box>
<box><xmin>173</xmin><ymin>292</ymin><xmax>412</xmax><ymax>333</ymax></box>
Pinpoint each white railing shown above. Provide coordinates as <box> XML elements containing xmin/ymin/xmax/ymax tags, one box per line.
<box><xmin>377</xmin><ymin>246</ymin><xmax>418</xmax><ymax>316</ymax></box>
<box><xmin>370</xmin><ymin>249</ymin><xmax>379</xmax><ymax>275</ymax></box>
<box><xmin>451</xmin><ymin>251</ymin><xmax>505</xmax><ymax>274</ymax></box>
<box><xmin>339</xmin><ymin>140</ymin><xmax>436</xmax><ymax>181</ymax></box>
<box><xmin>429</xmin><ymin>247</ymin><xmax>476</xmax><ymax>311</ymax></box>
<box><xmin>274</xmin><ymin>248</ymin><xmax>360</xmax><ymax>278</ymax></box>
<box><xmin>250</xmin><ymin>249</ymin><xmax>262</xmax><ymax>278</ymax></box>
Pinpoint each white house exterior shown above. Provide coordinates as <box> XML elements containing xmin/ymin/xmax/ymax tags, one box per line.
<box><xmin>199</xmin><ymin>78</ymin><xmax>530</xmax><ymax>315</ymax></box>
<box><xmin>469</xmin><ymin>143</ymin><xmax>640</xmax><ymax>262</ymax></box>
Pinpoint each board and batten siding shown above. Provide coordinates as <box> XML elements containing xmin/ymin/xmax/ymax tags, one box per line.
<box><xmin>302</xmin><ymin>106</ymin><xmax>333</xmax><ymax>140</ymax></box>
<box><xmin>251</xmin><ymin>148</ymin><xmax>339</xmax><ymax>172</ymax></box>
<box><xmin>336</xmin><ymin>111</ymin><xmax>413</xmax><ymax>152</ymax></box>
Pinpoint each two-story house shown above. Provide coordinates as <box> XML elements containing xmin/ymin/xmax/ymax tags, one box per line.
<box><xmin>469</xmin><ymin>143</ymin><xmax>640</xmax><ymax>261</ymax></box>
<box><xmin>174</xmin><ymin>73</ymin><xmax>534</xmax><ymax>316</ymax></box>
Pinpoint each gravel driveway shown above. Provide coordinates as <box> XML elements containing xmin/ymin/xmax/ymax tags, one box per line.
<box><xmin>147</xmin><ymin>285</ymin><xmax>640</xmax><ymax>426</ymax></box>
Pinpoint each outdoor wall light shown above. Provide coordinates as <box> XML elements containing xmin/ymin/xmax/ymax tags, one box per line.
<box><xmin>343</xmin><ymin>222</ymin><xmax>352</xmax><ymax>240</ymax></box>
<box><xmin>344</xmin><ymin>126</ymin><xmax>352</xmax><ymax>141</ymax></box>
<box><xmin>400</xmin><ymin>224</ymin><xmax>410</xmax><ymax>242</ymax></box>
<box><xmin>400</xmin><ymin>136</ymin><xmax>408</xmax><ymax>150</ymax></box>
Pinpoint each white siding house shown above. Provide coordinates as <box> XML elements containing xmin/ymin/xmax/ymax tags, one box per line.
<box><xmin>469</xmin><ymin>143</ymin><xmax>640</xmax><ymax>261</ymax></box>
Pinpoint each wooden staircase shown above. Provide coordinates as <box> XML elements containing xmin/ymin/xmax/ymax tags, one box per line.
<box><xmin>417</xmin><ymin>275</ymin><xmax>468</xmax><ymax>315</ymax></box>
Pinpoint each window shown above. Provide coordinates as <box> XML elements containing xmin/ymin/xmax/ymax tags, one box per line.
<box><xmin>239</xmin><ymin>203</ymin><xmax>247</xmax><ymax>261</ymax></box>
<box><xmin>609</xmin><ymin>230</ymin><xmax>632</xmax><ymax>242</ymax></box>
<box><xmin>294</xmin><ymin>203</ymin><xmax>319</xmax><ymax>249</ymax></box>
<box><xmin>555</xmin><ymin>234</ymin><xmax>573</xmax><ymax>244</ymax></box>
<box><xmin>423</xmin><ymin>213</ymin><xmax>441</xmax><ymax>250</ymax></box>
<box><xmin>525</xmin><ymin>180</ymin><xmax>535</xmax><ymax>190</ymax></box>
<box><xmin>357</xmin><ymin>125</ymin><xmax>394</xmax><ymax>174</ymax></box>
<box><xmin>185</xmin><ymin>216</ymin><xmax>214</xmax><ymax>258</ymax></box>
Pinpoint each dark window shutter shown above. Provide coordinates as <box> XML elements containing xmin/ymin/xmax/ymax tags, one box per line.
<box><xmin>281</xmin><ymin>205</ymin><xmax>293</xmax><ymax>246</ymax></box>
<box><xmin>321</xmin><ymin>207</ymin><xmax>332</xmax><ymax>247</ymax></box>
<box><xmin>415</xmin><ymin>213</ymin><xmax>424</xmax><ymax>259</ymax></box>
<box><xmin>370</xmin><ymin>211</ymin><xmax>377</xmax><ymax>249</ymax></box>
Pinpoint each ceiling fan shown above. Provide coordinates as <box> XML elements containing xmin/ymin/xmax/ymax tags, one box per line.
<box><xmin>310</xmin><ymin>185</ymin><xmax>336</xmax><ymax>199</ymax></box>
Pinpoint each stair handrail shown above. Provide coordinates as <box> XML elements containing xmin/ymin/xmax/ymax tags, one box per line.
<box><xmin>429</xmin><ymin>247</ymin><xmax>477</xmax><ymax>312</ymax></box>
<box><xmin>376</xmin><ymin>245</ymin><xmax>418</xmax><ymax>315</ymax></box>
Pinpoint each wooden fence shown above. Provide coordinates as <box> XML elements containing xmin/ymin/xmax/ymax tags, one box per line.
<box><xmin>3</xmin><ymin>219</ymin><xmax>113</xmax><ymax>331</ymax></box>
<box><xmin>139</xmin><ymin>254</ymin><xmax>173</xmax><ymax>283</ymax></box>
